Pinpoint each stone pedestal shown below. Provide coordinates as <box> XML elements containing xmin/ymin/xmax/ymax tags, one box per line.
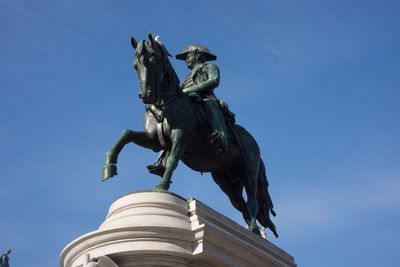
<box><xmin>60</xmin><ymin>191</ymin><xmax>296</xmax><ymax>267</ymax></box>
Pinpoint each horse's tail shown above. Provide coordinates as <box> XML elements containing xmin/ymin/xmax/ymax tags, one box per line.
<box><xmin>257</xmin><ymin>158</ymin><xmax>279</xmax><ymax>238</ymax></box>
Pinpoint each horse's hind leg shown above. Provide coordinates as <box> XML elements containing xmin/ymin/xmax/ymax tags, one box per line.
<box><xmin>257</xmin><ymin>159</ymin><xmax>278</xmax><ymax>237</ymax></box>
<box><xmin>242</xmin><ymin>166</ymin><xmax>261</xmax><ymax>235</ymax></box>
<box><xmin>211</xmin><ymin>172</ymin><xmax>250</xmax><ymax>225</ymax></box>
<box><xmin>102</xmin><ymin>129</ymin><xmax>161</xmax><ymax>180</ymax></box>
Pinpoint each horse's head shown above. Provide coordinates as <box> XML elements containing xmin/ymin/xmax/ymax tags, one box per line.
<box><xmin>131</xmin><ymin>33</ymin><xmax>171</xmax><ymax>104</ymax></box>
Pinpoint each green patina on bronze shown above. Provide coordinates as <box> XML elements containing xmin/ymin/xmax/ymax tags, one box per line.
<box><xmin>102</xmin><ymin>33</ymin><xmax>278</xmax><ymax>238</ymax></box>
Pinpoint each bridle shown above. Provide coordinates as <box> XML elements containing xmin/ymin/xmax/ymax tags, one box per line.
<box><xmin>137</xmin><ymin>44</ymin><xmax>167</xmax><ymax>104</ymax></box>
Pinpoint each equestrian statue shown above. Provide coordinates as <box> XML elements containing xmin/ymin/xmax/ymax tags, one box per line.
<box><xmin>102</xmin><ymin>33</ymin><xmax>278</xmax><ymax>238</ymax></box>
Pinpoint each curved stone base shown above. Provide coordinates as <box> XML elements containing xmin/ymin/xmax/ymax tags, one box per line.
<box><xmin>60</xmin><ymin>191</ymin><xmax>296</xmax><ymax>267</ymax></box>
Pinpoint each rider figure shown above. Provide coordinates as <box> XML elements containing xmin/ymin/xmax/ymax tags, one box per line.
<box><xmin>147</xmin><ymin>44</ymin><xmax>229</xmax><ymax>176</ymax></box>
<box><xmin>177</xmin><ymin>44</ymin><xmax>228</xmax><ymax>152</ymax></box>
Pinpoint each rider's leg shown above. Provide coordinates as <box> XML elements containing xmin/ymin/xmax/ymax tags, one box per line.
<box><xmin>204</xmin><ymin>99</ymin><xmax>228</xmax><ymax>152</ymax></box>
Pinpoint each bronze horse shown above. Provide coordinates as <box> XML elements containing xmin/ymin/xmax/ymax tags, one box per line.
<box><xmin>102</xmin><ymin>33</ymin><xmax>278</xmax><ymax>237</ymax></box>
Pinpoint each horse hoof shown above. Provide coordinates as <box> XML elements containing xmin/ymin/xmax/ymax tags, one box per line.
<box><xmin>102</xmin><ymin>164</ymin><xmax>117</xmax><ymax>181</ymax></box>
<box><xmin>154</xmin><ymin>181</ymin><xmax>170</xmax><ymax>190</ymax></box>
<box><xmin>248</xmin><ymin>221</ymin><xmax>261</xmax><ymax>236</ymax></box>
<box><xmin>251</xmin><ymin>226</ymin><xmax>261</xmax><ymax>236</ymax></box>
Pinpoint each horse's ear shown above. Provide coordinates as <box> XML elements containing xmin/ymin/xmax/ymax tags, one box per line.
<box><xmin>148</xmin><ymin>32</ymin><xmax>155</xmax><ymax>47</ymax></box>
<box><xmin>131</xmin><ymin>37</ymin><xmax>138</xmax><ymax>49</ymax></box>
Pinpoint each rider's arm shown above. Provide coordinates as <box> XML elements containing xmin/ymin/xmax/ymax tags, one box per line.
<box><xmin>183</xmin><ymin>64</ymin><xmax>220</xmax><ymax>94</ymax></box>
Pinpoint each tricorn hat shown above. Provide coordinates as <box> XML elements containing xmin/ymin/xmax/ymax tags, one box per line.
<box><xmin>176</xmin><ymin>44</ymin><xmax>217</xmax><ymax>61</ymax></box>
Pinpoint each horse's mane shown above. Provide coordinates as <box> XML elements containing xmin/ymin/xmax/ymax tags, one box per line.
<box><xmin>156</xmin><ymin>42</ymin><xmax>182</xmax><ymax>94</ymax></box>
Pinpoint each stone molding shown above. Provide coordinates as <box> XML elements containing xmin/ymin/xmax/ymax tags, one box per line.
<box><xmin>60</xmin><ymin>191</ymin><xmax>296</xmax><ymax>267</ymax></box>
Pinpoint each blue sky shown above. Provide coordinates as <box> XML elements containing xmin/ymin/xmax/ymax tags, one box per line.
<box><xmin>1</xmin><ymin>1</ymin><xmax>399</xmax><ymax>266</ymax></box>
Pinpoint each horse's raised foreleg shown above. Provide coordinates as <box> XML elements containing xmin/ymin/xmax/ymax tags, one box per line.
<box><xmin>155</xmin><ymin>129</ymin><xmax>187</xmax><ymax>190</ymax></box>
<box><xmin>102</xmin><ymin>129</ymin><xmax>161</xmax><ymax>180</ymax></box>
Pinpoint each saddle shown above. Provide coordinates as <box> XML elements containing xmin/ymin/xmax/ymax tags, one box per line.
<box><xmin>219</xmin><ymin>100</ymin><xmax>236</xmax><ymax>124</ymax></box>
<box><xmin>186</xmin><ymin>93</ymin><xmax>236</xmax><ymax>125</ymax></box>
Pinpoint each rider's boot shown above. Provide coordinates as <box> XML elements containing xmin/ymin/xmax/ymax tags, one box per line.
<box><xmin>147</xmin><ymin>150</ymin><xmax>167</xmax><ymax>177</ymax></box>
<box><xmin>147</xmin><ymin>163</ymin><xmax>165</xmax><ymax>177</ymax></box>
